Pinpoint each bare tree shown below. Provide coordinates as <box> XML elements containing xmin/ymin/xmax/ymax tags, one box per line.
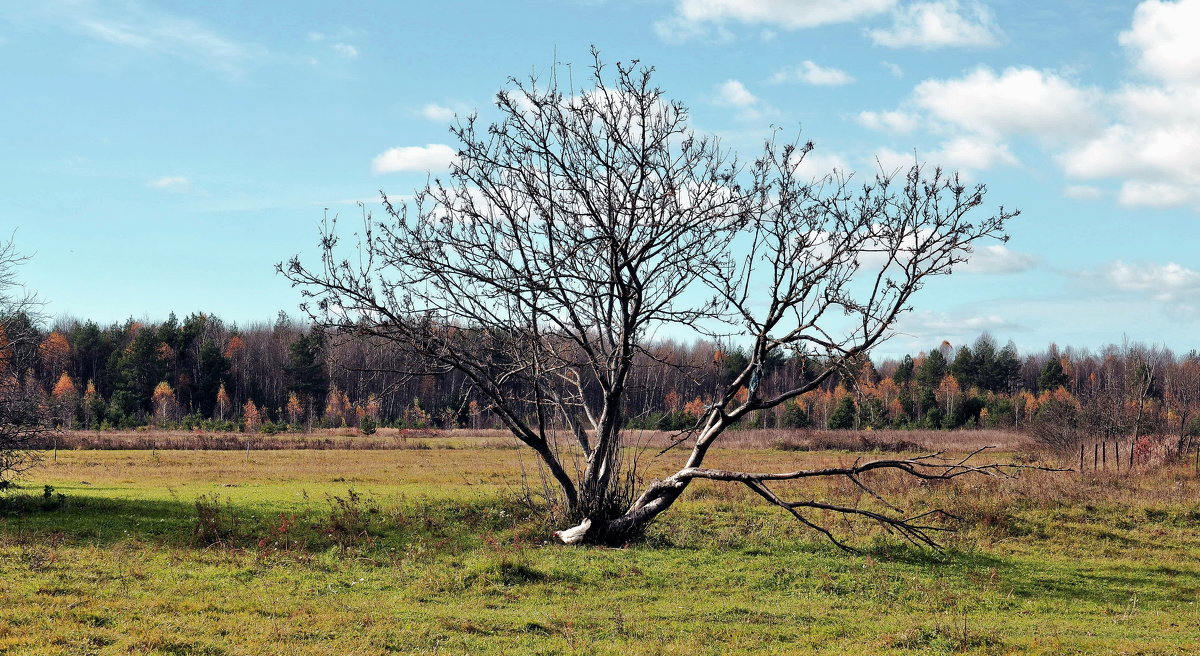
<box><xmin>1164</xmin><ymin>353</ymin><xmax>1200</xmax><ymax>455</ymax></box>
<box><xmin>0</xmin><ymin>236</ymin><xmax>51</xmax><ymax>484</ymax></box>
<box><xmin>283</xmin><ymin>52</ymin><xmax>1025</xmax><ymax>547</ymax></box>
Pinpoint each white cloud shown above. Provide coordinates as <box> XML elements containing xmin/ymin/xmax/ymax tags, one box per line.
<box><xmin>876</xmin><ymin>137</ymin><xmax>1017</xmax><ymax>174</ymax></box>
<box><xmin>959</xmin><ymin>244</ymin><xmax>1035</xmax><ymax>274</ymax></box>
<box><xmin>148</xmin><ymin>176</ymin><xmax>191</xmax><ymax>192</ymax></box>
<box><xmin>770</xmin><ymin>60</ymin><xmax>854</xmax><ymax>86</ymax></box>
<box><xmin>655</xmin><ymin>0</ymin><xmax>894</xmax><ymax>41</ymax></box>
<box><xmin>1103</xmin><ymin>260</ymin><xmax>1200</xmax><ymax>301</ymax></box>
<box><xmin>1117</xmin><ymin>180</ymin><xmax>1198</xmax><ymax>208</ymax></box>
<box><xmin>715</xmin><ymin>80</ymin><xmax>757</xmax><ymax>107</ymax></box>
<box><xmin>857</xmin><ymin>110</ymin><xmax>919</xmax><ymax>134</ymax></box>
<box><xmin>420</xmin><ymin>103</ymin><xmax>457</xmax><ymax>122</ymax></box>
<box><xmin>792</xmin><ymin>150</ymin><xmax>850</xmax><ymax>181</ymax></box>
<box><xmin>1055</xmin><ymin>1</ymin><xmax>1200</xmax><ymax>210</ymax></box>
<box><xmin>1119</xmin><ymin>0</ymin><xmax>1200</xmax><ymax>84</ymax></box>
<box><xmin>882</xmin><ymin>61</ymin><xmax>904</xmax><ymax>77</ymax></box>
<box><xmin>674</xmin><ymin>0</ymin><xmax>894</xmax><ymax>29</ymax></box>
<box><xmin>868</xmin><ymin>0</ymin><xmax>1002</xmax><ymax>49</ymax></box>
<box><xmin>927</xmin><ymin>136</ymin><xmax>1018</xmax><ymax>170</ymax></box>
<box><xmin>1064</xmin><ymin>185</ymin><xmax>1104</xmax><ymax>200</ymax></box>
<box><xmin>332</xmin><ymin>43</ymin><xmax>358</xmax><ymax>58</ymax></box>
<box><xmin>913</xmin><ymin>66</ymin><xmax>1100</xmax><ymax>139</ymax></box>
<box><xmin>371</xmin><ymin>144</ymin><xmax>457</xmax><ymax>173</ymax></box>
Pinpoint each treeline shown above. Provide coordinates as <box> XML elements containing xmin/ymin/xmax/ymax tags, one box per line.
<box><xmin>2</xmin><ymin>312</ymin><xmax>1198</xmax><ymax>448</ymax></box>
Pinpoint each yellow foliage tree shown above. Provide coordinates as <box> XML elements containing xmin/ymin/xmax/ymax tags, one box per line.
<box><xmin>152</xmin><ymin>381</ymin><xmax>179</xmax><ymax>425</ymax></box>
<box><xmin>215</xmin><ymin>383</ymin><xmax>232</xmax><ymax>421</ymax></box>
<box><xmin>243</xmin><ymin>399</ymin><xmax>262</xmax><ymax>433</ymax></box>
<box><xmin>286</xmin><ymin>391</ymin><xmax>303</xmax><ymax>426</ymax></box>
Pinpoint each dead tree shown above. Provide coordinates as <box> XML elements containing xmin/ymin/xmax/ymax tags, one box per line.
<box><xmin>283</xmin><ymin>51</ymin><xmax>1024</xmax><ymax>547</ymax></box>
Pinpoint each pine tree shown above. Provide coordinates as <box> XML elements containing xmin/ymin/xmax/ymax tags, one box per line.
<box><xmin>827</xmin><ymin>396</ymin><xmax>856</xmax><ymax>430</ymax></box>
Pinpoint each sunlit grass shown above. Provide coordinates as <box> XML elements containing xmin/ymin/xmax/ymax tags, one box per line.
<box><xmin>2</xmin><ymin>443</ymin><xmax>1198</xmax><ymax>654</ymax></box>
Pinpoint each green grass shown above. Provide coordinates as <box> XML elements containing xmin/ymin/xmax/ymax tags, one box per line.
<box><xmin>2</xmin><ymin>448</ymin><xmax>1199</xmax><ymax>654</ymax></box>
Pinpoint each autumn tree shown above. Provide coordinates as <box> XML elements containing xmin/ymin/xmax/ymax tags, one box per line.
<box><xmin>283</xmin><ymin>52</ymin><xmax>1020</xmax><ymax>548</ymax></box>
<box><xmin>0</xmin><ymin>236</ymin><xmax>52</xmax><ymax>482</ymax></box>
<box><xmin>151</xmin><ymin>381</ymin><xmax>180</xmax><ymax>425</ymax></box>
<box><xmin>286</xmin><ymin>391</ymin><xmax>304</xmax><ymax>426</ymax></box>
<box><xmin>50</xmin><ymin>372</ymin><xmax>78</xmax><ymax>428</ymax></box>
<box><xmin>242</xmin><ymin>399</ymin><xmax>262</xmax><ymax>433</ymax></box>
<box><xmin>215</xmin><ymin>383</ymin><xmax>232</xmax><ymax>421</ymax></box>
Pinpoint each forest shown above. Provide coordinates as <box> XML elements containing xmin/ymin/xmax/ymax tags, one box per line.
<box><xmin>8</xmin><ymin>311</ymin><xmax>1198</xmax><ymax>449</ymax></box>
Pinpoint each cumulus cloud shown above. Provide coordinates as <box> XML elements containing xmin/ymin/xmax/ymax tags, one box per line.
<box><xmin>769</xmin><ymin>60</ymin><xmax>854</xmax><ymax>86</ymax></box>
<box><xmin>875</xmin><ymin>136</ymin><xmax>1017</xmax><ymax>174</ymax></box>
<box><xmin>1103</xmin><ymin>260</ymin><xmax>1200</xmax><ymax>301</ymax></box>
<box><xmin>371</xmin><ymin>144</ymin><xmax>457</xmax><ymax>173</ymax></box>
<box><xmin>1055</xmin><ymin>0</ymin><xmax>1200</xmax><ymax>209</ymax></box>
<box><xmin>959</xmin><ymin>244</ymin><xmax>1035</xmax><ymax>274</ymax></box>
<box><xmin>714</xmin><ymin>80</ymin><xmax>774</xmax><ymax>121</ymax></box>
<box><xmin>868</xmin><ymin>0</ymin><xmax>1002</xmax><ymax>49</ymax></box>
<box><xmin>1119</xmin><ymin>0</ymin><xmax>1200</xmax><ymax>84</ymax></box>
<box><xmin>420</xmin><ymin>103</ymin><xmax>456</xmax><ymax>122</ymax></box>
<box><xmin>655</xmin><ymin>0</ymin><xmax>894</xmax><ymax>41</ymax></box>
<box><xmin>792</xmin><ymin>150</ymin><xmax>850</xmax><ymax>181</ymax></box>
<box><xmin>715</xmin><ymin>79</ymin><xmax>757</xmax><ymax>107</ymax></box>
<box><xmin>857</xmin><ymin>110</ymin><xmax>919</xmax><ymax>133</ymax></box>
<box><xmin>913</xmin><ymin>66</ymin><xmax>1100</xmax><ymax>138</ymax></box>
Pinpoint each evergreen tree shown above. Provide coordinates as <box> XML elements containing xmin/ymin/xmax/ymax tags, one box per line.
<box><xmin>892</xmin><ymin>355</ymin><xmax>914</xmax><ymax>386</ymax></box>
<box><xmin>196</xmin><ymin>341</ymin><xmax>230</xmax><ymax>417</ymax></box>
<box><xmin>950</xmin><ymin>346</ymin><xmax>975</xmax><ymax>389</ymax></box>
<box><xmin>827</xmin><ymin>396</ymin><xmax>856</xmax><ymax>429</ymax></box>
<box><xmin>1037</xmin><ymin>357</ymin><xmax>1070</xmax><ymax>392</ymax></box>
<box><xmin>916</xmin><ymin>349</ymin><xmax>947</xmax><ymax>389</ymax></box>
<box><xmin>284</xmin><ymin>331</ymin><xmax>329</xmax><ymax>416</ymax></box>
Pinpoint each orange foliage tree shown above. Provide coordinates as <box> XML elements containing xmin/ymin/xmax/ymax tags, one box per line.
<box><xmin>242</xmin><ymin>399</ymin><xmax>262</xmax><ymax>433</ymax></box>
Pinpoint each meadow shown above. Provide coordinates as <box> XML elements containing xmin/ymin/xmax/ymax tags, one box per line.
<box><xmin>1</xmin><ymin>430</ymin><xmax>1199</xmax><ymax>655</ymax></box>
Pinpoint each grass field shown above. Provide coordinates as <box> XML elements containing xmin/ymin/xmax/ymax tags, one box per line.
<box><xmin>2</xmin><ymin>432</ymin><xmax>1199</xmax><ymax>654</ymax></box>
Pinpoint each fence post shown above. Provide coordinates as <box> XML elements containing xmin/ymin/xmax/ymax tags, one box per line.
<box><xmin>1079</xmin><ymin>443</ymin><xmax>1085</xmax><ymax>473</ymax></box>
<box><xmin>1094</xmin><ymin>442</ymin><xmax>1099</xmax><ymax>470</ymax></box>
<box><xmin>1115</xmin><ymin>441</ymin><xmax>1120</xmax><ymax>472</ymax></box>
<box><xmin>1130</xmin><ymin>440</ymin><xmax>1134</xmax><ymax>470</ymax></box>
<box><xmin>1102</xmin><ymin>441</ymin><xmax>1107</xmax><ymax>470</ymax></box>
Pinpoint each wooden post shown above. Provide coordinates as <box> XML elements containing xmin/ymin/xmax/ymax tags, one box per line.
<box><xmin>1102</xmin><ymin>441</ymin><xmax>1107</xmax><ymax>470</ymax></box>
<box><xmin>1130</xmin><ymin>440</ymin><xmax>1135</xmax><ymax>470</ymax></box>
<box><xmin>1079</xmin><ymin>443</ymin><xmax>1085</xmax><ymax>473</ymax></box>
<box><xmin>1115</xmin><ymin>441</ymin><xmax>1120</xmax><ymax>472</ymax></box>
<box><xmin>1094</xmin><ymin>442</ymin><xmax>1099</xmax><ymax>470</ymax></box>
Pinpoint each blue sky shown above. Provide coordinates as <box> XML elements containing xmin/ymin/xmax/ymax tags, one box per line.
<box><xmin>2</xmin><ymin>0</ymin><xmax>1197</xmax><ymax>358</ymax></box>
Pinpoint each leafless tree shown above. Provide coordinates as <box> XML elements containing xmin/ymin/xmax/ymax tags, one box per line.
<box><xmin>283</xmin><ymin>52</ymin><xmax>1027</xmax><ymax>548</ymax></box>
<box><xmin>1164</xmin><ymin>353</ymin><xmax>1200</xmax><ymax>455</ymax></box>
<box><xmin>0</xmin><ymin>235</ymin><xmax>51</xmax><ymax>484</ymax></box>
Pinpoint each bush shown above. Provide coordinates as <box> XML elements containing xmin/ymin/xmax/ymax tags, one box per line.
<box><xmin>193</xmin><ymin>494</ymin><xmax>239</xmax><ymax>546</ymax></box>
<box><xmin>359</xmin><ymin>415</ymin><xmax>377</xmax><ymax>435</ymax></box>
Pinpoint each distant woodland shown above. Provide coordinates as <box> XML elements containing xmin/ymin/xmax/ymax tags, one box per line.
<box><xmin>4</xmin><ymin>311</ymin><xmax>1198</xmax><ymax>446</ymax></box>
